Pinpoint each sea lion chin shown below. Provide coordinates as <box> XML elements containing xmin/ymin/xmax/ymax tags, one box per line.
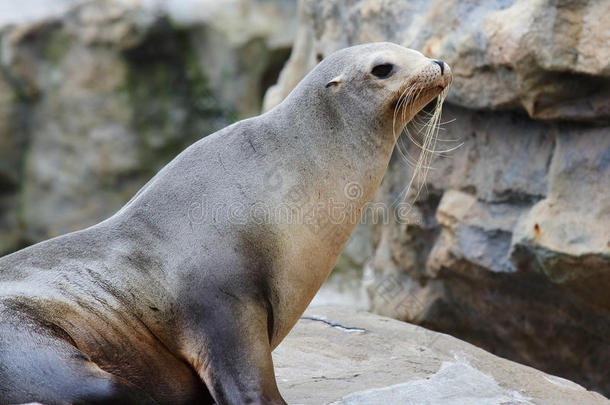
<box><xmin>0</xmin><ymin>42</ymin><xmax>451</xmax><ymax>405</ymax></box>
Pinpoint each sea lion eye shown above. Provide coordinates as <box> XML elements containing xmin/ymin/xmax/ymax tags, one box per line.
<box><xmin>371</xmin><ymin>63</ymin><xmax>394</xmax><ymax>78</ymax></box>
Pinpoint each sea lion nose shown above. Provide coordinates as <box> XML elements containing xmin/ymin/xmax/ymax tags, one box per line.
<box><xmin>433</xmin><ymin>60</ymin><xmax>445</xmax><ymax>75</ymax></box>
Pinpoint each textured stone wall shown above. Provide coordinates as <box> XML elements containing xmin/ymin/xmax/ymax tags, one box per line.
<box><xmin>265</xmin><ymin>0</ymin><xmax>610</xmax><ymax>395</ymax></box>
<box><xmin>0</xmin><ymin>0</ymin><xmax>296</xmax><ymax>255</ymax></box>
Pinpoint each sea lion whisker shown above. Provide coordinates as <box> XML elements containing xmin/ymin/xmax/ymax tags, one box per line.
<box><xmin>395</xmin><ymin>142</ymin><xmax>419</xmax><ymax>169</ymax></box>
<box><xmin>393</xmin><ymin>86</ymin><xmax>448</xmax><ymax>206</ymax></box>
<box><xmin>395</xmin><ymin>133</ymin><xmax>423</xmax><ymax>168</ymax></box>
<box><xmin>392</xmin><ymin>83</ymin><xmax>418</xmax><ymax>144</ymax></box>
<box><xmin>392</xmin><ymin>84</ymin><xmax>422</xmax><ymax>169</ymax></box>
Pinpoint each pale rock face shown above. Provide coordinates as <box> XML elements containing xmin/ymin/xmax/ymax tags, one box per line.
<box><xmin>274</xmin><ymin>307</ymin><xmax>610</xmax><ymax>405</ymax></box>
<box><xmin>270</xmin><ymin>0</ymin><xmax>610</xmax><ymax>396</ymax></box>
<box><xmin>511</xmin><ymin>127</ymin><xmax>610</xmax><ymax>308</ymax></box>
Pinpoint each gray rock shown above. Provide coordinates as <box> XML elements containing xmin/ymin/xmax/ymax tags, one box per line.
<box><xmin>511</xmin><ymin>126</ymin><xmax>610</xmax><ymax>308</ymax></box>
<box><xmin>274</xmin><ymin>306</ymin><xmax>609</xmax><ymax>405</ymax></box>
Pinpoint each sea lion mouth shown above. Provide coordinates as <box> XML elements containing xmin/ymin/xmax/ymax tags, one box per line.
<box><xmin>389</xmin><ymin>83</ymin><xmax>445</xmax><ymax>113</ymax></box>
<box><xmin>415</xmin><ymin>85</ymin><xmax>445</xmax><ymax>108</ymax></box>
<box><xmin>423</xmin><ymin>95</ymin><xmax>439</xmax><ymax>112</ymax></box>
<box><xmin>423</xmin><ymin>87</ymin><xmax>446</xmax><ymax>110</ymax></box>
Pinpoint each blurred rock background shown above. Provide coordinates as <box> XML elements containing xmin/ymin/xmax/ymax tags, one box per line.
<box><xmin>0</xmin><ymin>0</ymin><xmax>296</xmax><ymax>252</ymax></box>
<box><xmin>1</xmin><ymin>0</ymin><xmax>608</xmax><ymax>398</ymax></box>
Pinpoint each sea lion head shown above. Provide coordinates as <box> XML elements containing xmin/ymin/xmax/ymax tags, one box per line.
<box><xmin>273</xmin><ymin>42</ymin><xmax>454</xmax><ymax>207</ymax></box>
<box><xmin>319</xmin><ymin>42</ymin><xmax>451</xmax><ymax>128</ymax></box>
<box><xmin>286</xmin><ymin>42</ymin><xmax>452</xmax><ymax>141</ymax></box>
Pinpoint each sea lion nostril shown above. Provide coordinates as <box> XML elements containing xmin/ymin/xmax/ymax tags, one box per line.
<box><xmin>433</xmin><ymin>60</ymin><xmax>444</xmax><ymax>75</ymax></box>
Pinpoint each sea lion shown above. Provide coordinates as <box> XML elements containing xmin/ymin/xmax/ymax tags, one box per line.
<box><xmin>0</xmin><ymin>42</ymin><xmax>451</xmax><ymax>405</ymax></box>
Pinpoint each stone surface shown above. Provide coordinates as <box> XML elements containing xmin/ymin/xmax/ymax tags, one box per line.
<box><xmin>271</xmin><ymin>0</ymin><xmax>610</xmax><ymax>396</ymax></box>
<box><xmin>0</xmin><ymin>0</ymin><xmax>296</xmax><ymax>253</ymax></box>
<box><xmin>275</xmin><ymin>306</ymin><xmax>609</xmax><ymax>405</ymax></box>
<box><xmin>511</xmin><ymin>127</ymin><xmax>610</xmax><ymax>300</ymax></box>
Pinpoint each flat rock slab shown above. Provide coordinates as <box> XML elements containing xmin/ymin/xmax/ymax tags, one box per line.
<box><xmin>273</xmin><ymin>306</ymin><xmax>608</xmax><ymax>405</ymax></box>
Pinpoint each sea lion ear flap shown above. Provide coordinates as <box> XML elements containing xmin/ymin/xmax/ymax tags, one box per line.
<box><xmin>325</xmin><ymin>75</ymin><xmax>343</xmax><ymax>88</ymax></box>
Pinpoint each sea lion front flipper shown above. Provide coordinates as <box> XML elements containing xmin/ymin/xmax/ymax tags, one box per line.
<box><xmin>186</xmin><ymin>304</ymin><xmax>287</xmax><ymax>405</ymax></box>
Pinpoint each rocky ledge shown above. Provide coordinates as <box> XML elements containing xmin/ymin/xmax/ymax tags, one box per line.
<box><xmin>274</xmin><ymin>306</ymin><xmax>608</xmax><ymax>405</ymax></box>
